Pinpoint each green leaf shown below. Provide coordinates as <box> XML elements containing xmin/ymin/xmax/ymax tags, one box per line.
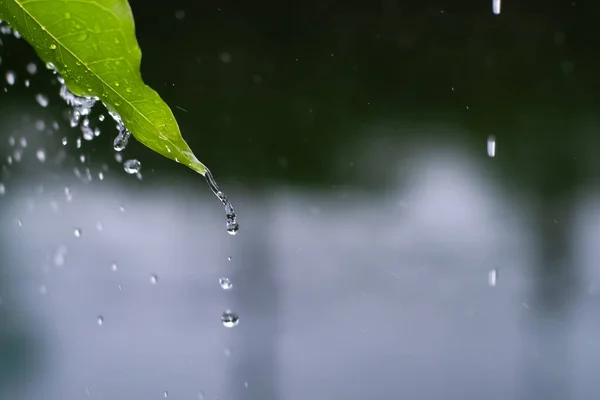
<box><xmin>0</xmin><ymin>0</ymin><xmax>206</xmax><ymax>175</ymax></box>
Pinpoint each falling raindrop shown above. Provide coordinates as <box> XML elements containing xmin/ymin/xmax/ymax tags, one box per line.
<box><xmin>488</xmin><ymin>269</ymin><xmax>498</xmax><ymax>287</ymax></box>
<box><xmin>26</xmin><ymin>62</ymin><xmax>37</xmax><ymax>75</ymax></box>
<box><xmin>111</xmin><ymin>263</ymin><xmax>118</xmax><ymax>272</ymax></box>
<box><xmin>36</xmin><ymin>149</ymin><xmax>46</xmax><ymax>163</ymax></box>
<box><xmin>150</xmin><ymin>274</ymin><xmax>158</xmax><ymax>284</ymax></box>
<box><xmin>97</xmin><ymin>316</ymin><xmax>104</xmax><ymax>326</ymax></box>
<box><xmin>227</xmin><ymin>256</ymin><xmax>232</xmax><ymax>261</ymax></box>
<box><xmin>64</xmin><ymin>186</ymin><xmax>73</xmax><ymax>201</ymax></box>
<box><xmin>164</xmin><ymin>391</ymin><xmax>168</xmax><ymax>398</ymax></box>
<box><xmin>487</xmin><ymin>135</ymin><xmax>496</xmax><ymax>158</ymax></box>
<box><xmin>219</xmin><ymin>277</ymin><xmax>233</xmax><ymax>290</ymax></box>
<box><xmin>221</xmin><ymin>310</ymin><xmax>239</xmax><ymax>328</ymax></box>
<box><xmin>74</xmin><ymin>228</ymin><xmax>81</xmax><ymax>237</ymax></box>
<box><xmin>493</xmin><ymin>0</ymin><xmax>501</xmax><ymax>14</ymax></box>
<box><xmin>35</xmin><ymin>93</ymin><xmax>49</xmax><ymax>107</ymax></box>
<box><xmin>204</xmin><ymin>169</ymin><xmax>239</xmax><ymax>235</ymax></box>
<box><xmin>5</xmin><ymin>71</ymin><xmax>15</xmax><ymax>85</ymax></box>
<box><xmin>0</xmin><ymin>183</ymin><xmax>5</xmax><ymax>196</ymax></box>
<box><xmin>123</xmin><ymin>159</ymin><xmax>141</xmax><ymax>174</ymax></box>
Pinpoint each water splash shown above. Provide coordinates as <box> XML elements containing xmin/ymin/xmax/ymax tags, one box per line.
<box><xmin>204</xmin><ymin>169</ymin><xmax>239</xmax><ymax>235</ymax></box>
<box><xmin>59</xmin><ymin>84</ymin><xmax>97</xmax><ymax>128</ymax></box>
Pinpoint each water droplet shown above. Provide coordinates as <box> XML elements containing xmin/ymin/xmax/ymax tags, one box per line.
<box><xmin>488</xmin><ymin>269</ymin><xmax>497</xmax><ymax>287</ymax></box>
<box><xmin>61</xmin><ymin>137</ymin><xmax>68</xmax><ymax>145</ymax></box>
<box><xmin>227</xmin><ymin>256</ymin><xmax>232</xmax><ymax>261</ymax></box>
<box><xmin>97</xmin><ymin>316</ymin><xmax>104</xmax><ymax>326</ymax></box>
<box><xmin>150</xmin><ymin>274</ymin><xmax>158</xmax><ymax>284</ymax></box>
<box><xmin>204</xmin><ymin>169</ymin><xmax>239</xmax><ymax>235</ymax></box>
<box><xmin>111</xmin><ymin>263</ymin><xmax>118</xmax><ymax>271</ymax></box>
<box><xmin>46</xmin><ymin>62</ymin><xmax>56</xmax><ymax>71</ymax></box>
<box><xmin>65</xmin><ymin>12</ymin><xmax>71</xmax><ymax>18</ymax></box>
<box><xmin>35</xmin><ymin>120</ymin><xmax>45</xmax><ymax>131</ymax></box>
<box><xmin>221</xmin><ymin>310</ymin><xmax>239</xmax><ymax>328</ymax></box>
<box><xmin>98</xmin><ymin>171</ymin><xmax>104</xmax><ymax>180</ymax></box>
<box><xmin>487</xmin><ymin>135</ymin><xmax>496</xmax><ymax>158</ymax></box>
<box><xmin>492</xmin><ymin>0</ymin><xmax>501</xmax><ymax>14</ymax></box>
<box><xmin>5</xmin><ymin>71</ymin><xmax>15</xmax><ymax>85</ymax></box>
<box><xmin>74</xmin><ymin>228</ymin><xmax>81</xmax><ymax>237</ymax></box>
<box><xmin>219</xmin><ymin>52</ymin><xmax>232</xmax><ymax>63</ymax></box>
<box><xmin>98</xmin><ymin>114</ymin><xmax>105</xmax><ymax>122</ymax></box>
<box><xmin>36</xmin><ymin>149</ymin><xmax>46</xmax><ymax>163</ymax></box>
<box><xmin>59</xmin><ymin>84</ymin><xmax>98</xmax><ymax>129</ymax></box>
<box><xmin>219</xmin><ymin>277</ymin><xmax>233</xmax><ymax>290</ymax></box>
<box><xmin>19</xmin><ymin>137</ymin><xmax>27</xmax><ymax>147</ymax></box>
<box><xmin>123</xmin><ymin>159</ymin><xmax>141</xmax><ymax>174</ymax></box>
<box><xmin>26</xmin><ymin>62</ymin><xmax>37</xmax><ymax>75</ymax></box>
<box><xmin>96</xmin><ymin>222</ymin><xmax>103</xmax><ymax>231</ymax></box>
<box><xmin>0</xmin><ymin>183</ymin><xmax>5</xmax><ymax>196</ymax></box>
<box><xmin>164</xmin><ymin>391</ymin><xmax>168</xmax><ymax>398</ymax></box>
<box><xmin>49</xmin><ymin>44</ymin><xmax>57</xmax><ymax>50</ymax></box>
<box><xmin>35</xmin><ymin>93</ymin><xmax>49</xmax><ymax>107</ymax></box>
<box><xmin>24</xmin><ymin>79</ymin><xmax>30</xmax><ymax>87</ymax></box>
<box><xmin>64</xmin><ymin>186</ymin><xmax>73</xmax><ymax>202</ymax></box>
<box><xmin>113</xmin><ymin>129</ymin><xmax>131</xmax><ymax>151</ymax></box>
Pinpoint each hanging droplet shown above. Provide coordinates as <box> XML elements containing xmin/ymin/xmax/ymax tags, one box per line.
<box><xmin>221</xmin><ymin>310</ymin><xmax>239</xmax><ymax>328</ymax></box>
<box><xmin>219</xmin><ymin>277</ymin><xmax>233</xmax><ymax>290</ymax></box>
<box><xmin>150</xmin><ymin>274</ymin><xmax>158</xmax><ymax>284</ymax></box>
<box><xmin>113</xmin><ymin>129</ymin><xmax>130</xmax><ymax>151</ymax></box>
<box><xmin>204</xmin><ymin>169</ymin><xmax>239</xmax><ymax>235</ymax></box>
<box><xmin>111</xmin><ymin>263</ymin><xmax>118</xmax><ymax>272</ymax></box>
<box><xmin>74</xmin><ymin>228</ymin><xmax>81</xmax><ymax>237</ymax></box>
<box><xmin>227</xmin><ymin>256</ymin><xmax>232</xmax><ymax>261</ymax></box>
<box><xmin>0</xmin><ymin>183</ymin><xmax>5</xmax><ymax>196</ymax></box>
<box><xmin>123</xmin><ymin>159</ymin><xmax>141</xmax><ymax>174</ymax></box>
<box><xmin>97</xmin><ymin>315</ymin><xmax>104</xmax><ymax>326</ymax></box>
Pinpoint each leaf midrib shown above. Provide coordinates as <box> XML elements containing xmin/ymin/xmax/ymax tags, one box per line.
<box><xmin>14</xmin><ymin>0</ymin><xmax>187</xmax><ymax>159</ymax></box>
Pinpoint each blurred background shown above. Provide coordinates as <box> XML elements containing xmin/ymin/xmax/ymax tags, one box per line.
<box><xmin>2</xmin><ymin>0</ymin><xmax>600</xmax><ymax>399</ymax></box>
